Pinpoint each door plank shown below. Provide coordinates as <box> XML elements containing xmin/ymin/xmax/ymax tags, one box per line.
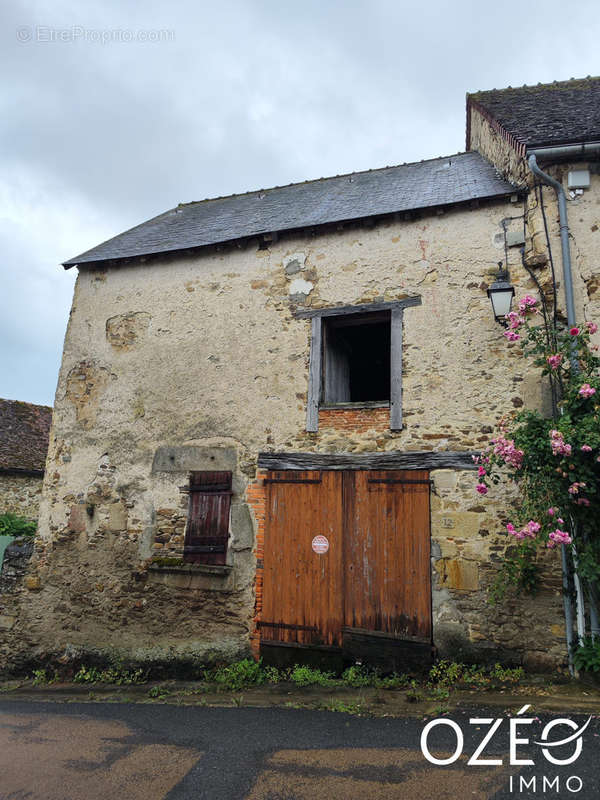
<box><xmin>343</xmin><ymin>470</ymin><xmax>431</xmax><ymax>641</ymax></box>
<box><xmin>262</xmin><ymin>470</ymin><xmax>344</xmax><ymax>647</ymax></box>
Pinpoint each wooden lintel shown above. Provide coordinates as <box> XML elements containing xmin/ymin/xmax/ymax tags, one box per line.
<box><xmin>257</xmin><ymin>451</ymin><xmax>477</xmax><ymax>471</ymax></box>
<box><xmin>293</xmin><ymin>296</ymin><xmax>421</xmax><ymax>320</ymax></box>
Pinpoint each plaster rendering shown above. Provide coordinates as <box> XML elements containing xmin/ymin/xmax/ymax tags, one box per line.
<box><xmin>3</xmin><ymin>77</ymin><xmax>600</xmax><ymax>675</ymax></box>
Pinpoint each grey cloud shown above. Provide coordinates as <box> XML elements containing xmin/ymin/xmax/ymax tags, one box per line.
<box><xmin>1</xmin><ymin>0</ymin><xmax>599</xmax><ymax>404</ymax></box>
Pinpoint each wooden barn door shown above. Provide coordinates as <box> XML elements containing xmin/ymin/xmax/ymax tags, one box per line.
<box><xmin>261</xmin><ymin>471</ymin><xmax>344</xmax><ymax>648</ymax></box>
<box><xmin>260</xmin><ymin>468</ymin><xmax>431</xmax><ymax>666</ymax></box>
<box><xmin>342</xmin><ymin>470</ymin><xmax>431</xmax><ymax>666</ymax></box>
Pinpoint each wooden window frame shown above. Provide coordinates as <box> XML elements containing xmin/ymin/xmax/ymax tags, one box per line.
<box><xmin>295</xmin><ymin>297</ymin><xmax>421</xmax><ymax>432</ymax></box>
<box><xmin>183</xmin><ymin>471</ymin><xmax>233</xmax><ymax>565</ymax></box>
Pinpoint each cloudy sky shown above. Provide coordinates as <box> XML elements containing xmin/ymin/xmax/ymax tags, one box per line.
<box><xmin>2</xmin><ymin>0</ymin><xmax>599</xmax><ymax>406</ymax></box>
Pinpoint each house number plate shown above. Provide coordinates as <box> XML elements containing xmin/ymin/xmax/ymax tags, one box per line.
<box><xmin>312</xmin><ymin>535</ymin><xmax>329</xmax><ymax>554</ymax></box>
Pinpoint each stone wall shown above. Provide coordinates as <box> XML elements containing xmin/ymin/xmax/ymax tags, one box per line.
<box><xmin>468</xmin><ymin>104</ymin><xmax>527</xmax><ymax>186</ymax></box>
<box><xmin>0</xmin><ymin>473</ymin><xmax>44</xmax><ymax>520</ymax></box>
<box><xmin>0</xmin><ymin>538</ymin><xmax>35</xmax><ymax>667</ymax></box>
<box><xmin>6</xmin><ymin>189</ymin><xmax>591</xmax><ymax>672</ymax></box>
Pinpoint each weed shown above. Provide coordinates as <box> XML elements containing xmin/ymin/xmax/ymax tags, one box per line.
<box><xmin>148</xmin><ymin>684</ymin><xmax>171</xmax><ymax>699</ymax></box>
<box><xmin>341</xmin><ymin>664</ymin><xmax>375</xmax><ymax>688</ymax></box>
<box><xmin>31</xmin><ymin>669</ymin><xmax>58</xmax><ymax>686</ymax></box>
<box><xmin>263</xmin><ymin>665</ymin><xmax>286</xmax><ymax>683</ymax></box>
<box><xmin>73</xmin><ymin>666</ymin><xmax>104</xmax><ymax>684</ymax></box>
<box><xmin>405</xmin><ymin>679</ymin><xmax>424</xmax><ymax>703</ymax></box>
<box><xmin>73</xmin><ymin>664</ymin><xmax>147</xmax><ymax>685</ymax></box>
<box><xmin>428</xmin><ymin>660</ymin><xmax>464</xmax><ymax>687</ymax></box>
<box><xmin>428</xmin><ymin>660</ymin><xmax>525</xmax><ymax>691</ymax></box>
<box><xmin>232</xmin><ymin>694</ymin><xmax>244</xmax><ymax>707</ymax></box>
<box><xmin>211</xmin><ymin>658</ymin><xmax>265</xmax><ymax>691</ymax></box>
<box><xmin>573</xmin><ymin>637</ymin><xmax>600</xmax><ymax>673</ymax></box>
<box><xmin>323</xmin><ymin>699</ymin><xmax>368</xmax><ymax>715</ymax></box>
<box><xmin>376</xmin><ymin>672</ymin><xmax>411</xmax><ymax>690</ymax></box>
<box><xmin>489</xmin><ymin>663</ymin><xmax>525</xmax><ymax>683</ymax></box>
<box><xmin>289</xmin><ymin>665</ymin><xmax>336</xmax><ymax>687</ymax></box>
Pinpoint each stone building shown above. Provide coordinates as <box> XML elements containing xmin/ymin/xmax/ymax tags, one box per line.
<box><xmin>6</xmin><ymin>77</ymin><xmax>600</xmax><ymax>674</ymax></box>
<box><xmin>0</xmin><ymin>399</ymin><xmax>52</xmax><ymax>520</ymax></box>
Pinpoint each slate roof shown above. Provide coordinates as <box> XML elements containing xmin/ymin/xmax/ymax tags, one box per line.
<box><xmin>0</xmin><ymin>399</ymin><xmax>52</xmax><ymax>474</ymax></box>
<box><xmin>63</xmin><ymin>151</ymin><xmax>516</xmax><ymax>267</ymax></box>
<box><xmin>468</xmin><ymin>76</ymin><xmax>600</xmax><ymax>150</ymax></box>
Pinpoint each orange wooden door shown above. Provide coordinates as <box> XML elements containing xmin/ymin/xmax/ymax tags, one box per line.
<box><xmin>261</xmin><ymin>469</ymin><xmax>431</xmax><ymax>654</ymax></box>
<box><xmin>261</xmin><ymin>470</ymin><xmax>344</xmax><ymax>647</ymax></box>
<box><xmin>343</xmin><ymin>470</ymin><xmax>431</xmax><ymax>641</ymax></box>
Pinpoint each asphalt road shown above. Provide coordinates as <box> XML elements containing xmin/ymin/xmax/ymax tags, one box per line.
<box><xmin>0</xmin><ymin>701</ymin><xmax>598</xmax><ymax>799</ymax></box>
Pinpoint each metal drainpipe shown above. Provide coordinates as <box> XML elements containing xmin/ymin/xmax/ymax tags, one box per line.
<box><xmin>527</xmin><ymin>152</ymin><xmax>579</xmax><ymax>673</ymax></box>
<box><xmin>527</xmin><ymin>154</ymin><xmax>577</xmax><ymax>326</ymax></box>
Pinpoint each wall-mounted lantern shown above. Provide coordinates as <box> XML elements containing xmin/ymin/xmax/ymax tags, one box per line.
<box><xmin>487</xmin><ymin>262</ymin><xmax>515</xmax><ymax>325</ymax></box>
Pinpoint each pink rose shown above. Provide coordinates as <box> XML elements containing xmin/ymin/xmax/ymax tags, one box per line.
<box><xmin>587</xmin><ymin>322</ymin><xmax>598</xmax><ymax>334</ymax></box>
<box><xmin>478</xmin><ymin>466</ymin><xmax>486</xmax><ymax>477</ymax></box>
<box><xmin>518</xmin><ymin>295</ymin><xmax>537</xmax><ymax>313</ymax></box>
<box><xmin>581</xmin><ymin>445</ymin><xmax>593</xmax><ymax>452</ymax></box>
<box><xmin>547</xmin><ymin>354</ymin><xmax>562</xmax><ymax>369</ymax></box>
<box><xmin>506</xmin><ymin>312</ymin><xmax>524</xmax><ymax>330</ymax></box>
<box><xmin>549</xmin><ymin>529</ymin><xmax>572</xmax><ymax>546</ymax></box>
<box><xmin>475</xmin><ymin>483</ymin><xmax>488</xmax><ymax>495</ymax></box>
<box><xmin>550</xmin><ymin>430</ymin><xmax>572</xmax><ymax>456</ymax></box>
<box><xmin>579</xmin><ymin>383</ymin><xmax>596</xmax><ymax>398</ymax></box>
<box><xmin>548</xmin><ymin>507</ymin><xmax>556</xmax><ymax>516</ymax></box>
<box><xmin>570</xmin><ymin>327</ymin><xmax>580</xmax><ymax>336</ymax></box>
<box><xmin>503</xmin><ymin>331</ymin><xmax>521</xmax><ymax>342</ymax></box>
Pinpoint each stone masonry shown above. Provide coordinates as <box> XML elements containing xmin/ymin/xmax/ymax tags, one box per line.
<box><xmin>4</xmin><ymin>82</ymin><xmax>600</xmax><ymax>675</ymax></box>
<box><xmin>2</xmin><ymin>191</ymin><xmax>583</xmax><ymax>674</ymax></box>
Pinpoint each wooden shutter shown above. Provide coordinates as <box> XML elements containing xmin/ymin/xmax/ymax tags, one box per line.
<box><xmin>184</xmin><ymin>471</ymin><xmax>232</xmax><ymax>565</ymax></box>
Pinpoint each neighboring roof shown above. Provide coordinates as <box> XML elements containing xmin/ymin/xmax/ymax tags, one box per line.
<box><xmin>468</xmin><ymin>76</ymin><xmax>600</xmax><ymax>151</ymax></box>
<box><xmin>0</xmin><ymin>399</ymin><xmax>52</xmax><ymax>474</ymax></box>
<box><xmin>63</xmin><ymin>151</ymin><xmax>516</xmax><ymax>267</ymax></box>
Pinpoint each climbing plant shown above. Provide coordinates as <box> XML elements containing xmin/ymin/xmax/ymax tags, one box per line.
<box><xmin>474</xmin><ymin>296</ymin><xmax>600</xmax><ymax>660</ymax></box>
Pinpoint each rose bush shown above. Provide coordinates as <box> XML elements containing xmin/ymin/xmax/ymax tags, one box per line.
<box><xmin>475</xmin><ymin>297</ymin><xmax>600</xmax><ymax>610</ymax></box>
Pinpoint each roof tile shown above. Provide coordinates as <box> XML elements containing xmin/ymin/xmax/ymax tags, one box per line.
<box><xmin>468</xmin><ymin>76</ymin><xmax>600</xmax><ymax>149</ymax></box>
<box><xmin>63</xmin><ymin>151</ymin><xmax>515</xmax><ymax>267</ymax></box>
